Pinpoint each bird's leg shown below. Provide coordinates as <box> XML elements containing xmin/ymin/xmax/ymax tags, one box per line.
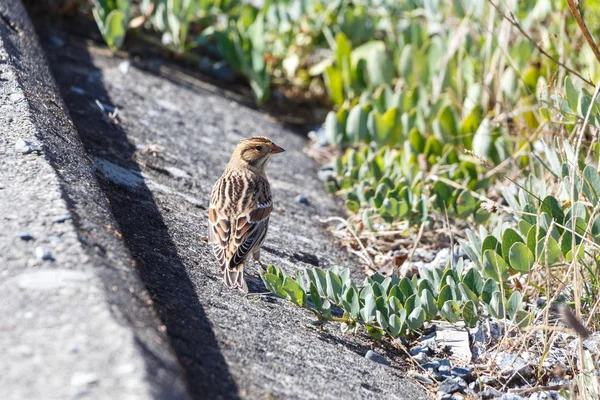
<box><xmin>253</xmin><ymin>249</ymin><xmax>266</xmax><ymax>270</ymax></box>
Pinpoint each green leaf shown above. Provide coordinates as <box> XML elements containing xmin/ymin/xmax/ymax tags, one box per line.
<box><xmin>539</xmin><ymin>196</ymin><xmax>564</xmax><ymax>225</ymax></box>
<box><xmin>582</xmin><ymin>166</ymin><xmax>600</xmax><ymax>204</ymax></box>
<box><xmin>481</xmin><ymin>278</ymin><xmax>499</xmax><ymax>304</ymax></box>
<box><xmin>324</xmin><ymin>66</ymin><xmax>344</xmax><ymax>106</ymax></box>
<box><xmin>310</xmin><ymin>282</ymin><xmax>323</xmax><ymax>312</ymax></box>
<box><xmin>455</xmin><ymin>190</ymin><xmax>476</xmax><ymax>218</ymax></box>
<box><xmin>488</xmin><ymin>291</ymin><xmax>506</xmax><ymax>319</ymax></box>
<box><xmin>420</xmin><ymin>289</ymin><xmax>438</xmax><ymax>320</ymax></box>
<box><xmin>437</xmin><ymin>284</ymin><xmax>453</xmax><ymax>309</ymax></box>
<box><xmin>388</xmin><ymin>313</ymin><xmax>404</xmax><ymax>336</ymax></box>
<box><xmin>483</xmin><ymin>249</ymin><xmax>508</xmax><ymax>282</ymax></box>
<box><xmin>417</xmin><ymin>279</ymin><xmax>436</xmax><ymax>297</ymax></box>
<box><xmin>324</xmin><ymin>111</ymin><xmax>343</xmax><ymax>146</ymax></box>
<box><xmin>565</xmin><ymin>76</ymin><xmax>578</xmax><ymax>111</ymax></box>
<box><xmin>457</xmin><ymin>282</ymin><xmax>478</xmax><ymax>303</ymax></box>
<box><xmin>507</xmin><ymin>291</ymin><xmax>522</xmax><ymax>320</ymax></box>
<box><xmin>404</xmin><ymin>294</ymin><xmax>420</xmax><ymax>316</ymax></box>
<box><xmin>282</xmin><ymin>278</ymin><xmax>306</xmax><ymax>307</ymax></box>
<box><xmin>440</xmin><ymin>300</ymin><xmax>460</xmax><ymax>323</ymax></box>
<box><xmin>262</xmin><ymin>273</ymin><xmax>287</xmax><ymax>298</ymax></box>
<box><xmin>472</xmin><ymin>118</ymin><xmax>493</xmax><ymax>159</ymax></box>
<box><xmin>502</xmin><ymin>228</ymin><xmax>524</xmax><ymax>266</ymax></box>
<box><xmin>326</xmin><ymin>270</ymin><xmax>343</xmax><ymax>302</ymax></box>
<box><xmin>508</xmin><ymin>242</ymin><xmax>534</xmax><ymax>273</ymax></box>
<box><xmin>361</xmin><ymin>293</ymin><xmax>376</xmax><ymax>323</ymax></box>
<box><xmin>536</xmin><ymin>236</ymin><xmax>560</xmax><ymax>265</ymax></box>
<box><xmin>346</xmin><ymin>105</ymin><xmax>369</xmax><ymax>145</ymax></box>
<box><xmin>366</xmin><ymin>325</ymin><xmax>383</xmax><ymax>340</ymax></box>
<box><xmin>344</xmin><ymin>287</ymin><xmax>360</xmax><ymax>319</ymax></box>
<box><xmin>462</xmin><ymin>300</ymin><xmax>478</xmax><ymax>327</ymax></box>
<box><xmin>103</xmin><ymin>10</ymin><xmax>127</xmax><ymax>51</ymax></box>
<box><xmin>365</xmin><ymin>44</ymin><xmax>394</xmax><ymax>87</ymax></box>
<box><xmin>376</xmin><ymin>310</ymin><xmax>389</xmax><ymax>330</ymax></box>
<box><xmin>388</xmin><ymin>295</ymin><xmax>404</xmax><ymax>315</ymax></box>
<box><xmin>399</xmin><ymin>277</ymin><xmax>416</xmax><ymax>299</ymax></box>
<box><xmin>462</xmin><ymin>268</ymin><xmax>483</xmax><ymax>296</ymax></box>
<box><xmin>406</xmin><ymin>307</ymin><xmax>426</xmax><ymax>330</ymax></box>
<box><xmin>481</xmin><ymin>235</ymin><xmax>502</xmax><ymax>256</ymax></box>
<box><xmin>313</xmin><ymin>269</ymin><xmax>328</xmax><ymax>297</ymax></box>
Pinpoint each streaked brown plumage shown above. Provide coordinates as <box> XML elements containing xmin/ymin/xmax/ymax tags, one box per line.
<box><xmin>208</xmin><ymin>136</ymin><xmax>285</xmax><ymax>292</ymax></box>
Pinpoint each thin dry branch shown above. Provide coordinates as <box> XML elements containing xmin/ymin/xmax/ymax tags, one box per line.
<box><xmin>566</xmin><ymin>0</ymin><xmax>600</xmax><ymax>66</ymax></box>
<box><xmin>487</xmin><ymin>0</ymin><xmax>594</xmax><ymax>86</ymax></box>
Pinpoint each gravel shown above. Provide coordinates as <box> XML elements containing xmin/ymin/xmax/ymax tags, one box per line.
<box><xmin>365</xmin><ymin>350</ymin><xmax>391</xmax><ymax>366</ymax></box>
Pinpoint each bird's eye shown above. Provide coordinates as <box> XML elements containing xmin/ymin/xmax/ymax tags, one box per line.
<box><xmin>255</xmin><ymin>146</ymin><xmax>263</xmax><ymax>151</ymax></box>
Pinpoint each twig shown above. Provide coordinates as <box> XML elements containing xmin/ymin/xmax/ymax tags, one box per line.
<box><xmin>566</xmin><ymin>0</ymin><xmax>600</xmax><ymax>66</ymax></box>
<box><xmin>487</xmin><ymin>0</ymin><xmax>594</xmax><ymax>86</ymax></box>
<box><xmin>510</xmin><ymin>384</ymin><xmax>572</xmax><ymax>395</ymax></box>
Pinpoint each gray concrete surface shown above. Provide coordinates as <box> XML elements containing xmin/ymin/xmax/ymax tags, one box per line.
<box><xmin>0</xmin><ymin>2</ymin><xmax>189</xmax><ymax>399</ymax></box>
<box><xmin>1</xmin><ymin>0</ymin><xmax>429</xmax><ymax>398</ymax></box>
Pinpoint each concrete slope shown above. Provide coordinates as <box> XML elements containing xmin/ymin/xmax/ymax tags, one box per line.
<box><xmin>0</xmin><ymin>2</ymin><xmax>189</xmax><ymax>399</ymax></box>
<box><xmin>8</xmin><ymin>2</ymin><xmax>429</xmax><ymax>399</ymax></box>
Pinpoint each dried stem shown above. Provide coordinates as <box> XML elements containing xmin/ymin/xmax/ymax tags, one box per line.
<box><xmin>566</xmin><ymin>0</ymin><xmax>600</xmax><ymax>66</ymax></box>
<box><xmin>487</xmin><ymin>0</ymin><xmax>594</xmax><ymax>86</ymax></box>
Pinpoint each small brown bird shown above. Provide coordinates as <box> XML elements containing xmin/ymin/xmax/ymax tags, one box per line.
<box><xmin>208</xmin><ymin>136</ymin><xmax>285</xmax><ymax>292</ymax></box>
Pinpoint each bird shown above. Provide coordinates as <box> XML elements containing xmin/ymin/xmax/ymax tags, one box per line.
<box><xmin>208</xmin><ymin>136</ymin><xmax>285</xmax><ymax>292</ymax></box>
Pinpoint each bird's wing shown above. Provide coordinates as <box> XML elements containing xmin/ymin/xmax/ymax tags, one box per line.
<box><xmin>228</xmin><ymin>203</ymin><xmax>271</xmax><ymax>268</ymax></box>
<box><xmin>208</xmin><ymin>205</ymin><xmax>230</xmax><ymax>271</ymax></box>
<box><xmin>208</xmin><ymin>175</ymin><xmax>272</xmax><ymax>271</ymax></box>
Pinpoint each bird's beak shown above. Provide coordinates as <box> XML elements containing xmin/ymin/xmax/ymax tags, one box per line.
<box><xmin>271</xmin><ymin>144</ymin><xmax>285</xmax><ymax>154</ymax></box>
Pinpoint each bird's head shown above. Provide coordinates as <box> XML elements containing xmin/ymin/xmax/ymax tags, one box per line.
<box><xmin>231</xmin><ymin>136</ymin><xmax>285</xmax><ymax>171</ymax></box>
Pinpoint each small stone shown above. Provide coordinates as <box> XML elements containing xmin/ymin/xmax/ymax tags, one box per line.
<box><xmin>472</xmin><ymin>344</ymin><xmax>486</xmax><ymax>361</ymax></box>
<box><xmin>428</xmin><ymin>248</ymin><xmax>450</xmax><ymax>269</ymax></box>
<box><xmin>480</xmin><ymin>375</ymin><xmax>496</xmax><ymax>385</ymax></box>
<box><xmin>211</xmin><ymin>60</ymin><xmax>234</xmax><ymax>82</ymax></box>
<box><xmin>52</xmin><ymin>214</ymin><xmax>72</xmax><ymax>223</ymax></box>
<box><xmin>34</xmin><ymin>247</ymin><xmax>53</xmax><ymax>261</ymax></box>
<box><xmin>529</xmin><ymin>392</ymin><xmax>552</xmax><ymax>400</ymax></box>
<box><xmin>407</xmin><ymin>370</ymin><xmax>434</xmax><ymax>385</ymax></box>
<box><xmin>469</xmin><ymin>326</ymin><xmax>487</xmax><ymax>344</ymax></box>
<box><xmin>419</xmin><ymin>332</ymin><xmax>437</xmax><ymax>347</ymax></box>
<box><xmin>165</xmin><ymin>166</ymin><xmax>191</xmax><ymax>179</ymax></box>
<box><xmin>451</xmin><ymin>366</ymin><xmax>472</xmax><ymax>379</ymax></box>
<box><xmin>317</xmin><ymin>166</ymin><xmax>336</xmax><ymax>182</ymax></box>
<box><xmin>412</xmin><ymin>351</ymin><xmax>429</xmax><ymax>364</ymax></box>
<box><xmin>438</xmin><ymin>359</ymin><xmax>452</xmax><ymax>372</ymax></box>
<box><xmin>50</xmin><ymin>35</ymin><xmax>64</xmax><ymax>47</ymax></box>
<box><xmin>16</xmin><ymin>232</ymin><xmax>34</xmax><ymax>241</ymax></box>
<box><xmin>15</xmin><ymin>138</ymin><xmax>42</xmax><ymax>154</ymax></box>
<box><xmin>118</xmin><ymin>61</ymin><xmax>131</xmax><ymax>75</ymax></box>
<box><xmin>536</xmin><ymin>297</ymin><xmax>547</xmax><ymax>309</ymax></box>
<box><xmin>493</xmin><ymin>352</ymin><xmax>533</xmax><ymax>377</ymax></box>
<box><xmin>437</xmin><ymin>393</ymin><xmax>452</xmax><ymax>400</ymax></box>
<box><xmin>409</xmin><ymin>345</ymin><xmax>431</xmax><ymax>357</ymax></box>
<box><xmin>70</xmin><ymin>86</ymin><xmax>86</xmax><ymax>95</ymax></box>
<box><xmin>70</xmin><ymin>372</ymin><xmax>99</xmax><ymax>387</ymax></box>
<box><xmin>420</xmin><ymin>361</ymin><xmax>440</xmax><ymax>371</ymax></box>
<box><xmin>480</xmin><ymin>388</ymin><xmax>503</xmax><ymax>399</ymax></box>
<box><xmin>295</xmin><ymin>195</ymin><xmax>310</xmax><ymax>206</ymax></box>
<box><xmin>488</xmin><ymin>320</ymin><xmax>505</xmax><ymax>341</ymax></box>
<box><xmin>365</xmin><ymin>350</ymin><xmax>390</xmax><ymax>366</ymax></box>
<box><xmin>67</xmin><ymin>343</ymin><xmax>80</xmax><ymax>353</ymax></box>
<box><xmin>501</xmin><ymin>394</ymin><xmax>524</xmax><ymax>400</ymax></box>
<box><xmin>438</xmin><ymin>377</ymin><xmax>465</xmax><ymax>394</ymax></box>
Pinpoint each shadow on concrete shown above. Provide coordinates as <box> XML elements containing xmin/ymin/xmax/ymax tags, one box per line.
<box><xmin>29</xmin><ymin>14</ymin><xmax>240</xmax><ymax>400</ymax></box>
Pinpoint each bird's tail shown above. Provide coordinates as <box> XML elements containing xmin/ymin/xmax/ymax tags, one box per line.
<box><xmin>223</xmin><ymin>264</ymin><xmax>248</xmax><ymax>293</ymax></box>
